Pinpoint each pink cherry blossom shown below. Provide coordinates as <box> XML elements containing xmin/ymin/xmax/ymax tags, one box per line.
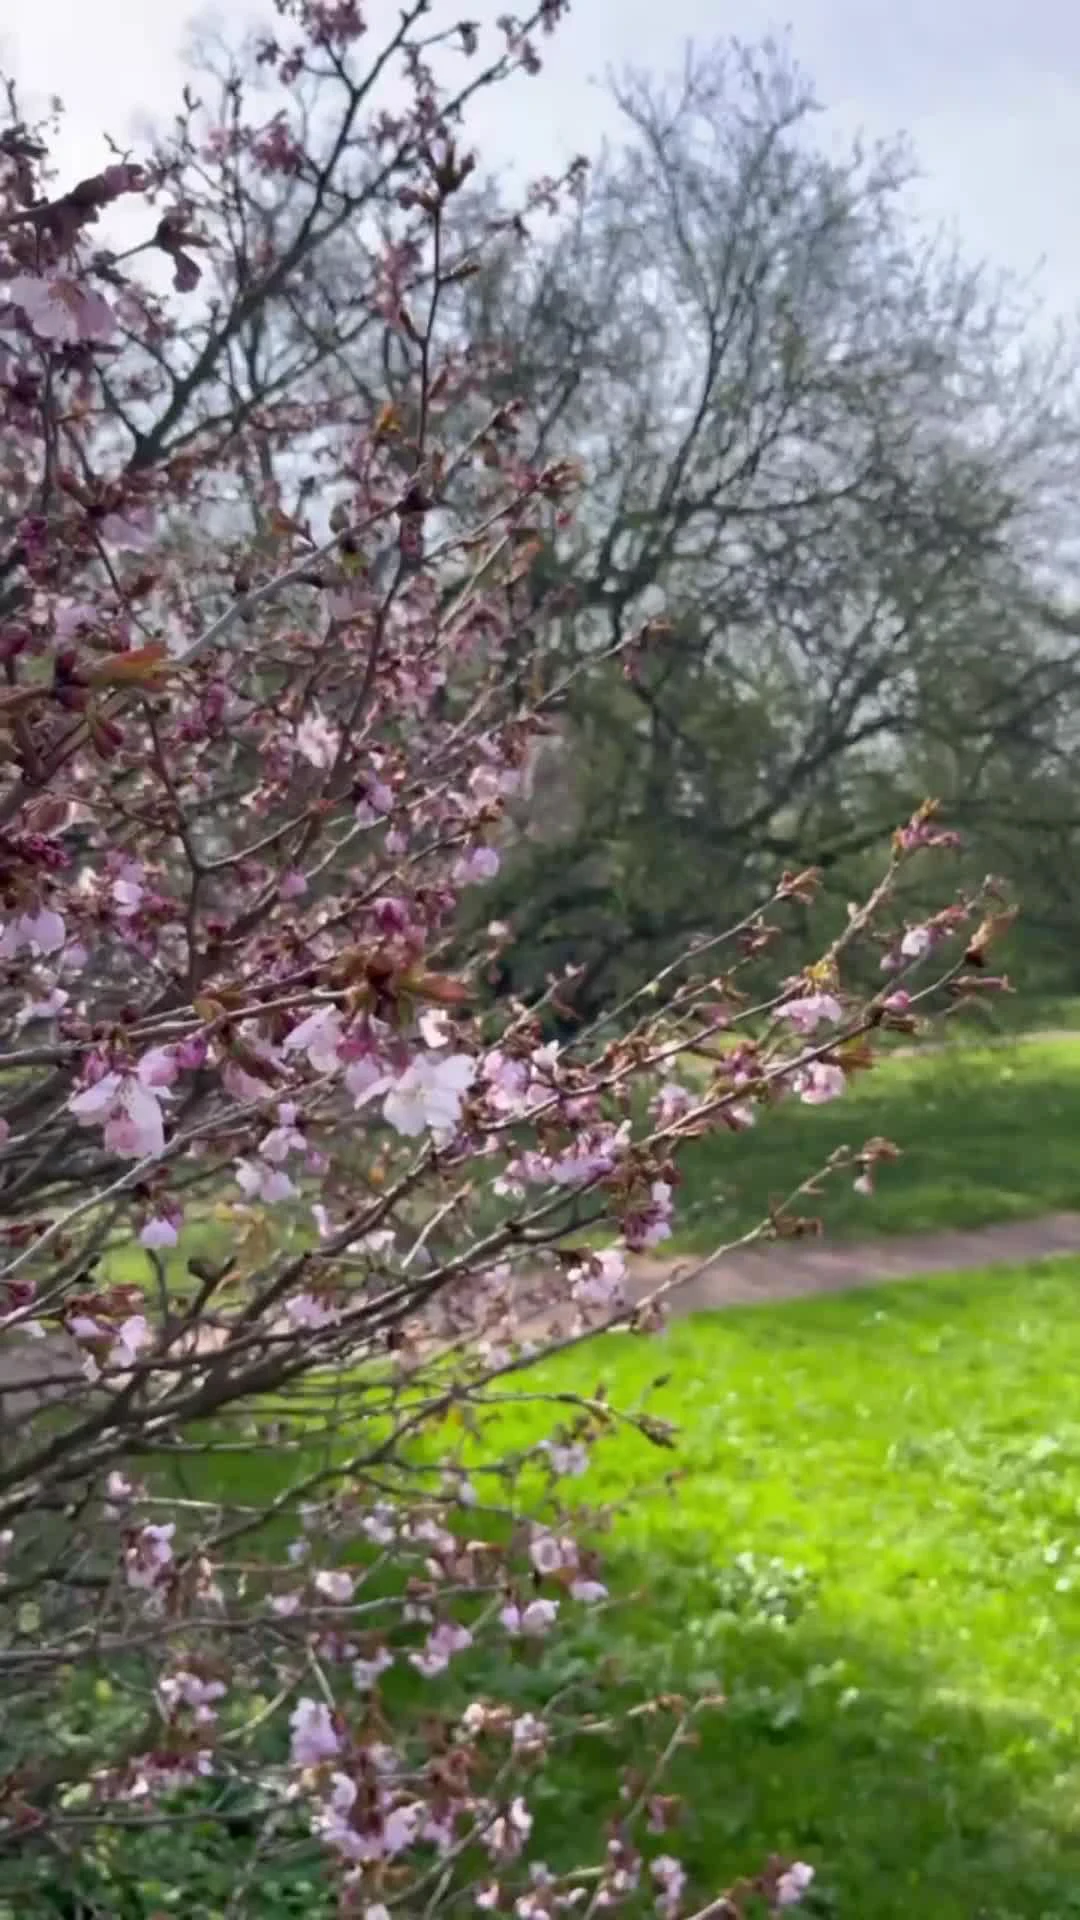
<box><xmin>899</xmin><ymin>925</ymin><xmax>932</xmax><ymax>960</ymax></box>
<box><xmin>58</xmin><ymin>941</ymin><xmax>88</xmax><ymax>979</ymax></box>
<box><xmin>122</xmin><ymin>1749</ymin><xmax>214</xmax><ymax>1800</ymax></box>
<box><xmin>652</xmin><ymin>1081</ymin><xmax>695</xmax><ymax>1124</ymax></box>
<box><xmin>260</xmin><ymin>1106</ymin><xmax>306</xmax><ymax>1163</ymax></box>
<box><xmin>139</xmin><ymin>1213</ymin><xmax>180</xmax><ymax>1249</ymax></box>
<box><xmin>136</xmin><ymin>1044</ymin><xmax>181</xmax><ymax>1088</ymax></box>
<box><xmin>794</xmin><ymin>1061</ymin><xmax>846</xmax><ymax>1106</ymax></box>
<box><xmin>481</xmin><ymin>1049</ymin><xmax>531</xmax><ymax>1112</ymax></box>
<box><xmin>109</xmin><ymin>1314</ymin><xmax>152</xmax><ymax>1368</ymax></box>
<box><xmin>124</xmin><ymin>1521</ymin><xmax>175</xmax><ymax>1590</ymax></box>
<box><xmin>53</xmin><ymin>601</ymin><xmax>98</xmax><ymax>638</ymax></box>
<box><xmin>418</xmin><ymin>1007</ymin><xmax>451</xmax><ymax>1048</ymax></box>
<box><xmin>512</xmin><ymin>1713</ymin><xmax>548</xmax><ymax>1754</ymax></box>
<box><xmin>6</xmin><ymin>273</ymin><xmax>117</xmax><ymax>343</ymax></box>
<box><xmin>775</xmin><ymin>1862</ymin><xmax>815</xmax><ymax>1908</ymax></box>
<box><xmin>0</xmin><ymin>904</ymin><xmax>66</xmax><ymax>958</ymax></box>
<box><xmin>354</xmin><ymin>777</ymin><xmax>394</xmax><ymax>825</ymax></box>
<box><xmin>0</xmin><ymin>43</ymin><xmax>986</xmax><ymax>1891</ymax></box>
<box><xmin>222</xmin><ymin>1059</ymin><xmax>275</xmax><ymax>1101</ymax></box>
<box><xmin>484</xmin><ymin>1795</ymin><xmax>532</xmax><ymax>1861</ymax></box>
<box><xmin>15</xmin><ymin>986</ymin><xmax>68</xmax><ymax>1027</ymax></box>
<box><xmin>100</xmin><ymin>504</ymin><xmax>156</xmax><ymax>550</ymax></box>
<box><xmin>569</xmin><ymin>1247</ymin><xmax>627</xmax><ymax>1310</ymax></box>
<box><xmin>361</xmin><ymin>1504</ymin><xmax>397</xmax><ymax>1545</ymax></box>
<box><xmin>779</xmin><ymin>991</ymin><xmax>843</xmax><ymax>1034</ymax></box>
<box><xmin>501</xmin><ymin>1597</ymin><xmax>559</xmax><ymax>1638</ymax></box>
<box><xmin>296</xmin><ymin>707</ymin><xmax>341</xmax><ymax>769</ymax></box>
<box><xmin>285</xmin><ymin>1290</ymin><xmax>341</xmax><ymax>1330</ymax></box>
<box><xmin>285</xmin><ymin>1005</ymin><xmax>345</xmax><ymax>1073</ymax></box>
<box><xmin>453</xmin><ymin>844</ymin><xmax>501</xmax><ymax>884</ymax></box>
<box><xmin>123</xmin><ymin>1749</ymin><xmax>214</xmax><ymax>1800</ymax></box>
<box><xmin>624</xmin><ymin>1179</ymin><xmax>674</xmax><ymax>1251</ymax></box>
<box><xmin>382</xmin><ymin>1051</ymin><xmax>475</xmax><ymax>1139</ymax></box>
<box><xmin>69</xmin><ymin>1312</ymin><xmax>107</xmax><ymax>1342</ymax></box>
<box><xmin>111</xmin><ymin>861</ymin><xmax>146</xmax><ymax>915</ymax></box>
<box><xmin>344</xmin><ymin>1052</ymin><xmax>391</xmax><ymax>1105</ymax></box>
<box><xmin>383</xmin><ymin>1802</ymin><xmax>423</xmax><ymax>1857</ymax></box>
<box><xmin>502</xmin><ymin>1124</ymin><xmax>626</xmax><ymax>1193</ymax></box>
<box><xmin>570</xmin><ymin>1577</ymin><xmax>608</xmax><ymax>1604</ymax></box>
<box><xmin>289</xmin><ymin>1697</ymin><xmax>341</xmax><ymax>1767</ymax></box>
<box><xmin>352</xmin><ymin>1649</ymin><xmax>394</xmax><ymax>1689</ymax></box>
<box><xmin>313</xmin><ymin>1776</ymin><xmax>365</xmax><ymax>1859</ymax></box>
<box><xmin>529</xmin><ymin>1530</ymin><xmax>576</xmax><ymax>1576</ymax></box>
<box><xmin>409</xmin><ymin>1620</ymin><xmax>473</xmax><ymax>1676</ymax></box>
<box><xmin>70</xmin><ymin>1069</ymin><xmax>167</xmax><ymax>1159</ymax></box>
<box><xmin>235</xmin><ymin>1157</ymin><xmax>296</xmax><ymax>1203</ymax></box>
<box><xmin>470</xmin><ymin>761</ymin><xmax>519</xmax><ymax>804</ymax></box>
<box><xmin>314</xmin><ymin>1786</ymin><xmax>417</xmax><ymax>1864</ymax></box>
<box><xmin>551</xmin><ymin>1126</ymin><xmax>627</xmax><ymax>1185</ymax></box>
<box><xmin>103</xmin><ymin>1080</ymin><xmax>166</xmax><ymax>1157</ymax></box>
<box><xmin>652</xmin><ymin>1855</ymin><xmax>687</xmax><ymax>1918</ymax></box>
<box><xmin>157</xmin><ymin>1669</ymin><xmax>226</xmax><ymax>1725</ymax></box>
<box><xmin>313</xmin><ymin>1568</ymin><xmax>355</xmax><ymax>1603</ymax></box>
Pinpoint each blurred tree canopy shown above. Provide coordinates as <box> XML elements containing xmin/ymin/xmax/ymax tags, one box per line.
<box><xmin>441</xmin><ymin>42</ymin><xmax>1080</xmax><ymax>1013</ymax></box>
<box><xmin>185</xmin><ymin>30</ymin><xmax>1080</xmax><ymax>1016</ymax></box>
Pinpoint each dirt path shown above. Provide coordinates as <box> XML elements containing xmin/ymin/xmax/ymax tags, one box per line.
<box><xmin>627</xmin><ymin>1212</ymin><xmax>1080</xmax><ymax>1315</ymax></box>
<box><xmin>6</xmin><ymin>1215</ymin><xmax>1080</xmax><ymax>1425</ymax></box>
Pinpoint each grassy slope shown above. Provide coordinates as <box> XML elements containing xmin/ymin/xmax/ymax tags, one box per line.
<box><xmin>486</xmin><ymin>1257</ymin><xmax>1080</xmax><ymax>1916</ymax></box>
<box><xmin>673</xmin><ymin>1034</ymin><xmax>1080</xmax><ymax>1249</ymax></box>
<box><xmin>53</xmin><ymin>1258</ymin><xmax>1080</xmax><ymax>1917</ymax></box>
<box><xmin>76</xmin><ymin>1030</ymin><xmax>1080</xmax><ymax>1913</ymax></box>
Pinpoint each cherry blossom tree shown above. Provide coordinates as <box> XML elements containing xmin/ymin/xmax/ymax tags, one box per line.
<box><xmin>0</xmin><ymin>7</ymin><xmax>1013</xmax><ymax>1914</ymax></box>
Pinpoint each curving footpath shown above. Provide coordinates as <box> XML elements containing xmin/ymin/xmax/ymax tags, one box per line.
<box><xmin>627</xmin><ymin>1212</ymin><xmax>1080</xmax><ymax>1314</ymax></box>
<box><xmin>6</xmin><ymin>1215</ymin><xmax>1080</xmax><ymax>1425</ymax></box>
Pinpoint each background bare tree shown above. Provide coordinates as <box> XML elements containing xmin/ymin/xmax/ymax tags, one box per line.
<box><xmin>434</xmin><ymin>43</ymin><xmax>1080</xmax><ymax>1012</ymax></box>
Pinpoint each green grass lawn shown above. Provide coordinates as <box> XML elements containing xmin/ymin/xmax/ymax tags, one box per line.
<box><xmin>674</xmin><ymin>1034</ymin><xmax>1080</xmax><ymax>1249</ymax></box>
<box><xmin>479</xmin><ymin>1256</ymin><xmax>1080</xmax><ymax>1917</ymax></box>
<box><xmin>944</xmin><ymin>990</ymin><xmax>1080</xmax><ymax>1037</ymax></box>
<box><xmin>38</xmin><ymin>1256</ymin><xmax>1080</xmax><ymax>1918</ymax></box>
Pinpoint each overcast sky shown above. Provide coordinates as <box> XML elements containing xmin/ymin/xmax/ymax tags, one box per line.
<box><xmin>4</xmin><ymin>0</ymin><xmax>1080</xmax><ymax>317</ymax></box>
